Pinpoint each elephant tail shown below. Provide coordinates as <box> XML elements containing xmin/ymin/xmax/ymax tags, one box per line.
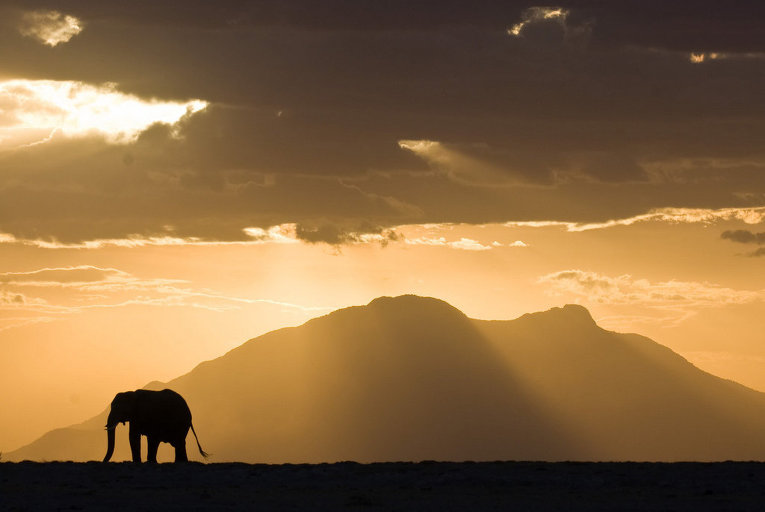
<box><xmin>190</xmin><ymin>422</ymin><xmax>210</xmax><ymax>459</ymax></box>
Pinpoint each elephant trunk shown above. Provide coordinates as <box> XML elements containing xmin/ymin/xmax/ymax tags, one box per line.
<box><xmin>103</xmin><ymin>413</ymin><xmax>117</xmax><ymax>462</ymax></box>
<box><xmin>103</xmin><ymin>427</ymin><xmax>115</xmax><ymax>462</ymax></box>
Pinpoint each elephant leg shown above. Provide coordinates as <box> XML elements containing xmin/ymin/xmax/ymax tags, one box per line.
<box><xmin>128</xmin><ymin>425</ymin><xmax>142</xmax><ymax>463</ymax></box>
<box><xmin>174</xmin><ymin>441</ymin><xmax>188</xmax><ymax>463</ymax></box>
<box><xmin>147</xmin><ymin>436</ymin><xmax>160</xmax><ymax>463</ymax></box>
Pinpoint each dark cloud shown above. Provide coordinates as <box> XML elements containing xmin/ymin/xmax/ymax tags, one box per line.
<box><xmin>721</xmin><ymin>230</ymin><xmax>765</xmax><ymax>245</ymax></box>
<box><xmin>294</xmin><ymin>224</ymin><xmax>362</xmax><ymax>245</ymax></box>
<box><xmin>569</xmin><ymin>152</ymin><xmax>649</xmax><ymax>184</ymax></box>
<box><xmin>564</xmin><ymin>1</ymin><xmax>765</xmax><ymax>54</ymax></box>
<box><xmin>295</xmin><ymin>223</ymin><xmax>399</xmax><ymax>246</ymax></box>
<box><xmin>295</xmin><ymin>224</ymin><xmax>349</xmax><ymax>245</ymax></box>
<box><xmin>1</xmin><ymin>1</ymin><xmax>764</xmax><ymax>242</ymax></box>
<box><xmin>721</xmin><ymin>229</ymin><xmax>765</xmax><ymax>257</ymax></box>
<box><xmin>5</xmin><ymin>1</ymin><xmax>765</xmax><ymax>55</ymax></box>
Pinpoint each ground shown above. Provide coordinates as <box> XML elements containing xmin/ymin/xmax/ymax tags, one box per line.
<box><xmin>2</xmin><ymin>461</ymin><xmax>765</xmax><ymax>511</ymax></box>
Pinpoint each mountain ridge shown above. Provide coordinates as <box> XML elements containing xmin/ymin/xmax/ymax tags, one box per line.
<box><xmin>9</xmin><ymin>294</ymin><xmax>765</xmax><ymax>463</ymax></box>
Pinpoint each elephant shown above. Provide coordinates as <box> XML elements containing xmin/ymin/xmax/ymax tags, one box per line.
<box><xmin>103</xmin><ymin>388</ymin><xmax>208</xmax><ymax>463</ymax></box>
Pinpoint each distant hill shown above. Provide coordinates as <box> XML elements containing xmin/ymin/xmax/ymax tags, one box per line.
<box><xmin>9</xmin><ymin>295</ymin><xmax>765</xmax><ymax>462</ymax></box>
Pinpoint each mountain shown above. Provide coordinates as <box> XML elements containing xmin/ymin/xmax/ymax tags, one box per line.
<box><xmin>9</xmin><ymin>295</ymin><xmax>765</xmax><ymax>462</ymax></box>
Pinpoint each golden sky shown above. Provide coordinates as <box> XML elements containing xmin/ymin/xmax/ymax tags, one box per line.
<box><xmin>1</xmin><ymin>1</ymin><xmax>764</xmax><ymax>452</ymax></box>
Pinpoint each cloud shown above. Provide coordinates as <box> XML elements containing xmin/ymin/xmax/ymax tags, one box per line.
<box><xmin>688</xmin><ymin>50</ymin><xmax>765</xmax><ymax>64</ymax></box>
<box><xmin>295</xmin><ymin>224</ymin><xmax>363</xmax><ymax>245</ymax></box>
<box><xmin>721</xmin><ymin>230</ymin><xmax>765</xmax><ymax>245</ymax></box>
<box><xmin>566</xmin><ymin>2</ymin><xmax>765</xmax><ymax>55</ymax></box>
<box><xmin>540</xmin><ymin>269</ymin><xmax>762</xmax><ymax>306</ymax></box>
<box><xmin>242</xmin><ymin>225</ymin><xmax>301</xmax><ymax>245</ymax></box>
<box><xmin>0</xmin><ymin>80</ymin><xmax>207</xmax><ymax>148</ymax></box>
<box><xmin>0</xmin><ymin>264</ymin><xmax>333</xmax><ymax>332</ymax></box>
<box><xmin>403</xmin><ymin>236</ymin><xmax>523</xmax><ymax>251</ymax></box>
<box><xmin>405</xmin><ymin>237</ymin><xmax>492</xmax><ymax>251</ymax></box>
<box><xmin>1</xmin><ymin>1</ymin><xmax>762</xmax><ymax>55</ymax></box>
<box><xmin>450</xmin><ymin>238</ymin><xmax>495</xmax><ymax>251</ymax></box>
<box><xmin>0</xmin><ymin>289</ymin><xmax>50</xmax><ymax>332</ymax></box>
<box><xmin>538</xmin><ymin>269</ymin><xmax>764</xmax><ymax>325</ymax></box>
<box><xmin>397</xmin><ymin>139</ymin><xmax>552</xmax><ymax>185</ymax></box>
<box><xmin>0</xmin><ymin>266</ymin><xmax>186</xmax><ymax>297</ymax></box>
<box><xmin>720</xmin><ymin>229</ymin><xmax>765</xmax><ymax>257</ymax></box>
<box><xmin>0</xmin><ymin>315</ymin><xmax>55</xmax><ymax>333</ymax></box>
<box><xmin>0</xmin><ymin>290</ymin><xmax>36</xmax><ymax>305</ymax></box>
<box><xmin>506</xmin><ymin>207</ymin><xmax>765</xmax><ymax>232</ymax></box>
<box><xmin>253</xmin><ymin>221</ymin><xmax>525</xmax><ymax>250</ymax></box>
<box><xmin>0</xmin><ymin>266</ymin><xmax>128</xmax><ymax>285</ymax></box>
<box><xmin>18</xmin><ymin>10</ymin><xmax>82</xmax><ymax>46</ymax></box>
<box><xmin>0</xmin><ymin>225</ymin><xmax>303</xmax><ymax>249</ymax></box>
<box><xmin>0</xmin><ymin>3</ymin><xmax>763</xmax><ymax>243</ymax></box>
<box><xmin>508</xmin><ymin>6</ymin><xmax>569</xmax><ymax>37</ymax></box>
<box><xmin>294</xmin><ymin>224</ymin><xmax>400</xmax><ymax>247</ymax></box>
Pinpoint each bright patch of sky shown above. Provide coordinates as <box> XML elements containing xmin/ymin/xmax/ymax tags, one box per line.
<box><xmin>0</xmin><ymin>80</ymin><xmax>207</xmax><ymax>148</ymax></box>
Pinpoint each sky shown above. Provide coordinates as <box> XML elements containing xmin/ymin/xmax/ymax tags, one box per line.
<box><xmin>1</xmin><ymin>0</ymin><xmax>764</xmax><ymax>452</ymax></box>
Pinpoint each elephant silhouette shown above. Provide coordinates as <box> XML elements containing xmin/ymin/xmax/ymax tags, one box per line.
<box><xmin>102</xmin><ymin>388</ymin><xmax>208</xmax><ymax>463</ymax></box>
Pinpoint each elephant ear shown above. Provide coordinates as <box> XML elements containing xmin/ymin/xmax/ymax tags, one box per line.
<box><xmin>118</xmin><ymin>391</ymin><xmax>137</xmax><ymax>411</ymax></box>
<box><xmin>107</xmin><ymin>391</ymin><xmax>137</xmax><ymax>427</ymax></box>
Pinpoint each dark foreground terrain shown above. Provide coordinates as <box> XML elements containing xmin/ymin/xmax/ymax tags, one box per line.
<box><xmin>3</xmin><ymin>461</ymin><xmax>765</xmax><ymax>511</ymax></box>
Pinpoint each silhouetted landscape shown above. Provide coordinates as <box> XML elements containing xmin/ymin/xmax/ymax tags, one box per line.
<box><xmin>6</xmin><ymin>460</ymin><xmax>765</xmax><ymax>511</ymax></box>
<box><xmin>7</xmin><ymin>295</ymin><xmax>765</xmax><ymax>510</ymax></box>
<box><xmin>4</xmin><ymin>2</ymin><xmax>764</xmax><ymax>509</ymax></box>
<box><xmin>9</xmin><ymin>295</ymin><xmax>765</xmax><ymax>463</ymax></box>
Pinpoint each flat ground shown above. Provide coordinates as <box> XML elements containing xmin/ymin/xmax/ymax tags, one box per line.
<box><xmin>3</xmin><ymin>461</ymin><xmax>765</xmax><ymax>511</ymax></box>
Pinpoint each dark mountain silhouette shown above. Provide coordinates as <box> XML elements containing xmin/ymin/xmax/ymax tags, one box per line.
<box><xmin>9</xmin><ymin>295</ymin><xmax>765</xmax><ymax>462</ymax></box>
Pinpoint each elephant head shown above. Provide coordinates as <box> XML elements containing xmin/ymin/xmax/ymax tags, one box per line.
<box><xmin>103</xmin><ymin>391</ymin><xmax>137</xmax><ymax>462</ymax></box>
